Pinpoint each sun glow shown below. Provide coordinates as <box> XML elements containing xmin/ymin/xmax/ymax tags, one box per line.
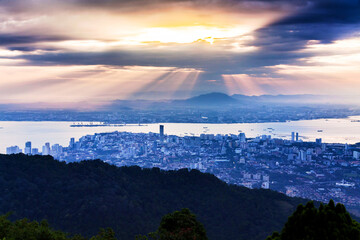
<box><xmin>130</xmin><ymin>26</ymin><xmax>251</xmax><ymax>44</ymax></box>
<box><xmin>2</xmin><ymin>0</ymin><xmax>359</xmax><ymax>104</ymax></box>
<box><xmin>0</xmin><ymin>64</ymin><xmax>202</xmax><ymax>105</ymax></box>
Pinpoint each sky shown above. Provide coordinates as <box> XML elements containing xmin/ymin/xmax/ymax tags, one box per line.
<box><xmin>0</xmin><ymin>0</ymin><xmax>360</xmax><ymax>107</ymax></box>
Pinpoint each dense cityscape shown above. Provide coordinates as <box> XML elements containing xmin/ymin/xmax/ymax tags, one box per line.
<box><xmin>6</xmin><ymin>125</ymin><xmax>360</xmax><ymax>213</ymax></box>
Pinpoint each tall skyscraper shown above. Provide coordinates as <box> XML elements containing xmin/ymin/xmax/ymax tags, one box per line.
<box><xmin>69</xmin><ymin>138</ymin><xmax>75</xmax><ymax>149</ymax></box>
<box><xmin>299</xmin><ymin>150</ymin><xmax>306</xmax><ymax>161</ymax></box>
<box><xmin>291</xmin><ymin>132</ymin><xmax>295</xmax><ymax>142</ymax></box>
<box><xmin>239</xmin><ymin>132</ymin><xmax>246</xmax><ymax>143</ymax></box>
<box><xmin>25</xmin><ymin>141</ymin><xmax>32</xmax><ymax>155</ymax></box>
<box><xmin>42</xmin><ymin>142</ymin><xmax>50</xmax><ymax>155</ymax></box>
<box><xmin>160</xmin><ymin>125</ymin><xmax>164</xmax><ymax>141</ymax></box>
<box><xmin>295</xmin><ymin>132</ymin><xmax>299</xmax><ymax>142</ymax></box>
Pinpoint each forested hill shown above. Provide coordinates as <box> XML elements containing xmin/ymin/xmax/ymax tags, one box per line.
<box><xmin>0</xmin><ymin>154</ymin><xmax>306</xmax><ymax>240</ymax></box>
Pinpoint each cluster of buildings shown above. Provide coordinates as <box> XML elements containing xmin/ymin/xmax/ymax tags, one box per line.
<box><xmin>6</xmin><ymin>125</ymin><xmax>360</xmax><ymax>209</ymax></box>
<box><xmin>6</xmin><ymin>141</ymin><xmax>62</xmax><ymax>156</ymax></box>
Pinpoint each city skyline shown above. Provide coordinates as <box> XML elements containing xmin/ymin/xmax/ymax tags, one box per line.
<box><xmin>5</xmin><ymin>128</ymin><xmax>360</xmax><ymax>209</ymax></box>
<box><xmin>0</xmin><ymin>0</ymin><xmax>360</xmax><ymax>107</ymax></box>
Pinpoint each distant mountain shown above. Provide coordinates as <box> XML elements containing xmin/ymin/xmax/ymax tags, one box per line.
<box><xmin>106</xmin><ymin>93</ymin><xmax>332</xmax><ymax>111</ymax></box>
<box><xmin>82</xmin><ymin>92</ymin><xmax>344</xmax><ymax>112</ymax></box>
<box><xmin>231</xmin><ymin>94</ymin><xmax>329</xmax><ymax>104</ymax></box>
<box><xmin>106</xmin><ymin>92</ymin><xmax>239</xmax><ymax>110</ymax></box>
<box><xmin>0</xmin><ymin>154</ymin><xmax>308</xmax><ymax>240</ymax></box>
<box><xmin>181</xmin><ymin>92</ymin><xmax>238</xmax><ymax>106</ymax></box>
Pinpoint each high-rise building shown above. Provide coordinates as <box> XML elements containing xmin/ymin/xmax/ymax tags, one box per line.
<box><xmin>295</xmin><ymin>132</ymin><xmax>299</xmax><ymax>142</ymax></box>
<box><xmin>316</xmin><ymin>138</ymin><xmax>322</xmax><ymax>145</ymax></box>
<box><xmin>51</xmin><ymin>144</ymin><xmax>63</xmax><ymax>156</ymax></box>
<box><xmin>69</xmin><ymin>138</ymin><xmax>75</xmax><ymax>149</ymax></box>
<box><xmin>42</xmin><ymin>142</ymin><xmax>50</xmax><ymax>155</ymax></box>
<box><xmin>32</xmin><ymin>148</ymin><xmax>39</xmax><ymax>155</ymax></box>
<box><xmin>159</xmin><ymin>125</ymin><xmax>164</xmax><ymax>141</ymax></box>
<box><xmin>322</xmin><ymin>143</ymin><xmax>326</xmax><ymax>152</ymax></box>
<box><xmin>6</xmin><ymin>146</ymin><xmax>22</xmax><ymax>154</ymax></box>
<box><xmin>291</xmin><ymin>132</ymin><xmax>295</xmax><ymax>142</ymax></box>
<box><xmin>24</xmin><ymin>141</ymin><xmax>32</xmax><ymax>155</ymax></box>
<box><xmin>299</xmin><ymin>150</ymin><xmax>306</xmax><ymax>161</ymax></box>
<box><xmin>239</xmin><ymin>132</ymin><xmax>246</xmax><ymax>143</ymax></box>
<box><xmin>354</xmin><ymin>151</ymin><xmax>360</xmax><ymax>160</ymax></box>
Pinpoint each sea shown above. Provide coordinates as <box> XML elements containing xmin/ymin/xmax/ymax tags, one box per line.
<box><xmin>0</xmin><ymin>115</ymin><xmax>360</xmax><ymax>153</ymax></box>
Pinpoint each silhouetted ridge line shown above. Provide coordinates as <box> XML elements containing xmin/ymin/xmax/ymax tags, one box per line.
<box><xmin>0</xmin><ymin>154</ymin><xmax>308</xmax><ymax>240</ymax></box>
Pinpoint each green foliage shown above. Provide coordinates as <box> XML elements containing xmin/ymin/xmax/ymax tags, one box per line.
<box><xmin>0</xmin><ymin>154</ymin><xmax>308</xmax><ymax>240</ymax></box>
<box><xmin>266</xmin><ymin>200</ymin><xmax>360</xmax><ymax>240</ymax></box>
<box><xmin>90</xmin><ymin>228</ymin><xmax>116</xmax><ymax>240</ymax></box>
<box><xmin>157</xmin><ymin>208</ymin><xmax>208</xmax><ymax>240</ymax></box>
<box><xmin>135</xmin><ymin>231</ymin><xmax>159</xmax><ymax>240</ymax></box>
<box><xmin>136</xmin><ymin>209</ymin><xmax>207</xmax><ymax>240</ymax></box>
<box><xmin>0</xmin><ymin>214</ymin><xmax>118</xmax><ymax>240</ymax></box>
<box><xmin>0</xmin><ymin>214</ymin><xmax>70</xmax><ymax>240</ymax></box>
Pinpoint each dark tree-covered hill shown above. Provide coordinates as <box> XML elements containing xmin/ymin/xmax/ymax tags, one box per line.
<box><xmin>0</xmin><ymin>154</ymin><xmax>307</xmax><ymax>240</ymax></box>
<box><xmin>266</xmin><ymin>200</ymin><xmax>360</xmax><ymax>240</ymax></box>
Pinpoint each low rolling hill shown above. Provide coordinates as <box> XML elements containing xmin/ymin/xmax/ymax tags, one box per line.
<box><xmin>0</xmin><ymin>154</ymin><xmax>308</xmax><ymax>240</ymax></box>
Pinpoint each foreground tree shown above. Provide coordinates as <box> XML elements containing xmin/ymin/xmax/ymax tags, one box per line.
<box><xmin>90</xmin><ymin>228</ymin><xmax>116</xmax><ymax>240</ymax></box>
<box><xmin>0</xmin><ymin>214</ymin><xmax>116</xmax><ymax>240</ymax></box>
<box><xmin>266</xmin><ymin>200</ymin><xmax>360</xmax><ymax>240</ymax></box>
<box><xmin>137</xmin><ymin>208</ymin><xmax>208</xmax><ymax>240</ymax></box>
<box><xmin>0</xmin><ymin>214</ymin><xmax>74</xmax><ymax>240</ymax></box>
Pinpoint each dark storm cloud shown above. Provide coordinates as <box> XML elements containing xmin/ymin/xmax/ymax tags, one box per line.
<box><xmin>18</xmin><ymin>44</ymin><xmax>309</xmax><ymax>75</ymax></box>
<box><xmin>0</xmin><ymin>34</ymin><xmax>70</xmax><ymax>46</ymax></box>
<box><xmin>2</xmin><ymin>0</ymin><xmax>360</xmax><ymax>79</ymax></box>
<box><xmin>0</xmin><ymin>0</ymin><xmax>312</xmax><ymax>13</ymax></box>
<box><xmin>248</xmin><ymin>0</ymin><xmax>360</xmax><ymax>53</ymax></box>
<box><xmin>275</xmin><ymin>0</ymin><xmax>360</xmax><ymax>25</ymax></box>
<box><xmin>72</xmin><ymin>0</ymin><xmax>308</xmax><ymax>8</ymax></box>
<box><xmin>250</xmin><ymin>23</ymin><xmax>358</xmax><ymax>52</ymax></box>
<box><xmin>65</xmin><ymin>0</ymin><xmax>317</xmax><ymax>15</ymax></box>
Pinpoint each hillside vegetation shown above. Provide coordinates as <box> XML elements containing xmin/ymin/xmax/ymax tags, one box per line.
<box><xmin>0</xmin><ymin>154</ymin><xmax>307</xmax><ymax>240</ymax></box>
<box><xmin>267</xmin><ymin>200</ymin><xmax>360</xmax><ymax>240</ymax></box>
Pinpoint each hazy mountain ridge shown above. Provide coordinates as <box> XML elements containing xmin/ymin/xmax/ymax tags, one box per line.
<box><xmin>182</xmin><ymin>92</ymin><xmax>238</xmax><ymax>106</ymax></box>
<box><xmin>107</xmin><ymin>92</ymin><xmax>335</xmax><ymax>110</ymax></box>
<box><xmin>0</xmin><ymin>154</ymin><xmax>308</xmax><ymax>240</ymax></box>
<box><xmin>0</xmin><ymin>92</ymin><xmax>348</xmax><ymax>111</ymax></box>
